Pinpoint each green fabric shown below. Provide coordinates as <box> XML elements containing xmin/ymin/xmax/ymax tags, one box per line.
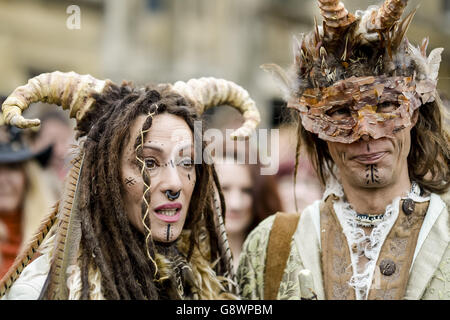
<box><xmin>237</xmin><ymin>215</ymin><xmax>306</xmax><ymax>300</ymax></box>
<box><xmin>237</xmin><ymin>195</ymin><xmax>449</xmax><ymax>300</ymax></box>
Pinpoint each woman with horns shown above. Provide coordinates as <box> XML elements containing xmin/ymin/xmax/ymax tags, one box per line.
<box><xmin>0</xmin><ymin>72</ymin><xmax>260</xmax><ymax>299</ymax></box>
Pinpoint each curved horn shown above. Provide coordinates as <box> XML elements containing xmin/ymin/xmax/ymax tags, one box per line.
<box><xmin>318</xmin><ymin>0</ymin><xmax>355</xmax><ymax>31</ymax></box>
<box><xmin>2</xmin><ymin>71</ymin><xmax>109</xmax><ymax>129</ymax></box>
<box><xmin>171</xmin><ymin>78</ymin><xmax>260</xmax><ymax>140</ymax></box>
<box><xmin>373</xmin><ymin>0</ymin><xmax>408</xmax><ymax>31</ymax></box>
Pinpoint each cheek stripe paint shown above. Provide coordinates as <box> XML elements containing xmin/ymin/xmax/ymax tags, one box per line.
<box><xmin>166</xmin><ymin>224</ymin><xmax>171</xmax><ymax>242</ymax></box>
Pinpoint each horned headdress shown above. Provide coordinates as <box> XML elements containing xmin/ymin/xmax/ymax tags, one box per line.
<box><xmin>264</xmin><ymin>0</ymin><xmax>443</xmax><ymax>143</ymax></box>
<box><xmin>0</xmin><ymin>72</ymin><xmax>260</xmax><ymax>298</ymax></box>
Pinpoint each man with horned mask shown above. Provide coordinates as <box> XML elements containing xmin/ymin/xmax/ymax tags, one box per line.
<box><xmin>238</xmin><ymin>0</ymin><xmax>449</xmax><ymax>300</ymax></box>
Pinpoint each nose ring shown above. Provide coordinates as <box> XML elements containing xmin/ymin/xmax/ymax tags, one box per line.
<box><xmin>165</xmin><ymin>190</ymin><xmax>180</xmax><ymax>201</ymax></box>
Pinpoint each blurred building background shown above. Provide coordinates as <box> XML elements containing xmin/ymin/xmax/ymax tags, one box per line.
<box><xmin>1</xmin><ymin>0</ymin><xmax>449</xmax><ymax>129</ymax></box>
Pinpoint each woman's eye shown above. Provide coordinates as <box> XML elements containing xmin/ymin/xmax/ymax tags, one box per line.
<box><xmin>179</xmin><ymin>158</ymin><xmax>193</xmax><ymax>169</ymax></box>
<box><xmin>377</xmin><ymin>102</ymin><xmax>399</xmax><ymax>113</ymax></box>
<box><xmin>144</xmin><ymin>159</ymin><xmax>158</xmax><ymax>170</ymax></box>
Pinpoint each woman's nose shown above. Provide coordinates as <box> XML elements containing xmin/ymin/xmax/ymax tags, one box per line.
<box><xmin>161</xmin><ymin>164</ymin><xmax>183</xmax><ymax>196</ymax></box>
<box><xmin>227</xmin><ymin>189</ymin><xmax>243</xmax><ymax>211</ymax></box>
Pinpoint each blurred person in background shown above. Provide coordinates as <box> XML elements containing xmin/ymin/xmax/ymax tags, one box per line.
<box><xmin>24</xmin><ymin>105</ymin><xmax>77</xmax><ymax>196</ymax></box>
<box><xmin>276</xmin><ymin>123</ymin><xmax>322</xmax><ymax>213</ymax></box>
<box><xmin>215</xmin><ymin>147</ymin><xmax>283</xmax><ymax>271</ymax></box>
<box><xmin>0</xmin><ymin>119</ymin><xmax>56</xmax><ymax>278</ymax></box>
<box><xmin>205</xmin><ymin>106</ymin><xmax>283</xmax><ymax>271</ymax></box>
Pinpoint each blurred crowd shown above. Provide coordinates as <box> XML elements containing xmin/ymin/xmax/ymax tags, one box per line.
<box><xmin>0</xmin><ymin>97</ymin><xmax>323</xmax><ymax>277</ymax></box>
<box><xmin>0</xmin><ymin>97</ymin><xmax>77</xmax><ymax>278</ymax></box>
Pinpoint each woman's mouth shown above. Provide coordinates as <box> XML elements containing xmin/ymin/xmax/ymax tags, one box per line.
<box><xmin>351</xmin><ymin>152</ymin><xmax>387</xmax><ymax>164</ymax></box>
<box><xmin>154</xmin><ymin>203</ymin><xmax>182</xmax><ymax>223</ymax></box>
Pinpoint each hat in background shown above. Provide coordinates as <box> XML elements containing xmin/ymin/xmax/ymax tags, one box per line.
<box><xmin>0</xmin><ymin>124</ymin><xmax>52</xmax><ymax>166</ymax></box>
<box><xmin>1</xmin><ymin>95</ymin><xmax>52</xmax><ymax>166</ymax></box>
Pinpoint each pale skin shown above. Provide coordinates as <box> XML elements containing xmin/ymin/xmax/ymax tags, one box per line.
<box><xmin>215</xmin><ymin>161</ymin><xmax>253</xmax><ymax>271</ymax></box>
<box><xmin>326</xmin><ymin>111</ymin><xmax>419</xmax><ymax>271</ymax></box>
<box><xmin>327</xmin><ymin>113</ymin><xmax>418</xmax><ymax>214</ymax></box>
<box><xmin>0</xmin><ymin>164</ymin><xmax>26</xmax><ymax>215</ymax></box>
<box><xmin>31</xmin><ymin>118</ymin><xmax>74</xmax><ymax>180</ymax></box>
<box><xmin>120</xmin><ymin>113</ymin><xmax>196</xmax><ymax>243</ymax></box>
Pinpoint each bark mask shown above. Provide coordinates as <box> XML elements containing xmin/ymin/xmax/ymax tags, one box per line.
<box><xmin>287</xmin><ymin>75</ymin><xmax>437</xmax><ymax>143</ymax></box>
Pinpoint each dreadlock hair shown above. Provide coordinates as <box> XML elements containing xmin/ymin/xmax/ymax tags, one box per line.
<box><xmin>39</xmin><ymin>81</ymin><xmax>230</xmax><ymax>299</ymax></box>
<box><xmin>293</xmin><ymin>97</ymin><xmax>450</xmax><ymax>195</ymax></box>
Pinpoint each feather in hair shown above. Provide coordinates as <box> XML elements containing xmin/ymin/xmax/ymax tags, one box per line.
<box><xmin>39</xmin><ymin>153</ymin><xmax>84</xmax><ymax>299</ymax></box>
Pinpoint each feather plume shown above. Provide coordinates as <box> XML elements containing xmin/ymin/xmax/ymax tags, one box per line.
<box><xmin>390</xmin><ymin>8</ymin><xmax>416</xmax><ymax>52</ymax></box>
<box><xmin>408</xmin><ymin>40</ymin><xmax>443</xmax><ymax>81</ymax></box>
<box><xmin>260</xmin><ymin>63</ymin><xmax>292</xmax><ymax>100</ymax></box>
<box><xmin>427</xmin><ymin>48</ymin><xmax>444</xmax><ymax>81</ymax></box>
<box><xmin>211</xmin><ymin>185</ymin><xmax>236</xmax><ymax>287</ymax></box>
<box><xmin>39</xmin><ymin>152</ymin><xmax>84</xmax><ymax>299</ymax></box>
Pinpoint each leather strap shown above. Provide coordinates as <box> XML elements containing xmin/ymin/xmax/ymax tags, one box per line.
<box><xmin>264</xmin><ymin>211</ymin><xmax>301</xmax><ymax>300</ymax></box>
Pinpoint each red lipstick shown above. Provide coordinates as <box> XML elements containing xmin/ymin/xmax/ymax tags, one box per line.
<box><xmin>154</xmin><ymin>203</ymin><xmax>182</xmax><ymax>223</ymax></box>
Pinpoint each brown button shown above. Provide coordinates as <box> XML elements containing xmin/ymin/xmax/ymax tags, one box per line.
<box><xmin>402</xmin><ymin>198</ymin><xmax>415</xmax><ymax>215</ymax></box>
<box><xmin>380</xmin><ymin>259</ymin><xmax>396</xmax><ymax>276</ymax></box>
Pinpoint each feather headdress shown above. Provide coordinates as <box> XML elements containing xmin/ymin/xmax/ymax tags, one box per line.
<box><xmin>263</xmin><ymin>0</ymin><xmax>443</xmax><ymax>144</ymax></box>
<box><xmin>265</xmin><ymin>0</ymin><xmax>443</xmax><ymax>101</ymax></box>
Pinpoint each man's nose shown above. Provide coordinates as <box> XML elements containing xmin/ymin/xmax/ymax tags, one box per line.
<box><xmin>356</xmin><ymin>109</ymin><xmax>378</xmax><ymax>140</ymax></box>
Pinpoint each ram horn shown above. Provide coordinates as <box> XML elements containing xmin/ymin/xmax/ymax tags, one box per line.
<box><xmin>318</xmin><ymin>0</ymin><xmax>355</xmax><ymax>41</ymax></box>
<box><xmin>171</xmin><ymin>78</ymin><xmax>260</xmax><ymax>140</ymax></box>
<box><xmin>2</xmin><ymin>71</ymin><xmax>110</xmax><ymax>129</ymax></box>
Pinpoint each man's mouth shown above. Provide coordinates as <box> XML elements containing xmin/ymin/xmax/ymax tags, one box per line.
<box><xmin>351</xmin><ymin>152</ymin><xmax>387</xmax><ymax>164</ymax></box>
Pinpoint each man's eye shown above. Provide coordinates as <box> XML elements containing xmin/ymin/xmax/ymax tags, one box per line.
<box><xmin>377</xmin><ymin>102</ymin><xmax>399</xmax><ymax>113</ymax></box>
<box><xmin>144</xmin><ymin>159</ymin><xmax>158</xmax><ymax>170</ymax></box>
<box><xmin>327</xmin><ymin>106</ymin><xmax>351</xmax><ymax>119</ymax></box>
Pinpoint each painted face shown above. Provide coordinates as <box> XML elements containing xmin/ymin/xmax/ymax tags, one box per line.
<box><xmin>0</xmin><ymin>163</ymin><xmax>26</xmax><ymax>214</ymax></box>
<box><xmin>215</xmin><ymin>161</ymin><xmax>253</xmax><ymax>236</ymax></box>
<box><xmin>326</xmin><ymin>124</ymin><xmax>414</xmax><ymax>190</ymax></box>
<box><xmin>120</xmin><ymin>113</ymin><xmax>196</xmax><ymax>243</ymax></box>
<box><xmin>289</xmin><ymin>75</ymin><xmax>434</xmax><ymax>143</ymax></box>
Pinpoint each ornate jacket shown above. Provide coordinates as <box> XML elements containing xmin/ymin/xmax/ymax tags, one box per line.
<box><xmin>237</xmin><ymin>192</ymin><xmax>449</xmax><ymax>300</ymax></box>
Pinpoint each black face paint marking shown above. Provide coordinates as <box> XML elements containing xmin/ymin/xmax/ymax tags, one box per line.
<box><xmin>366</xmin><ymin>165</ymin><xmax>380</xmax><ymax>184</ymax></box>
<box><xmin>125</xmin><ymin>177</ymin><xmax>136</xmax><ymax>186</ymax></box>
<box><xmin>367</xmin><ymin>143</ymin><xmax>370</xmax><ymax>152</ymax></box>
<box><xmin>166</xmin><ymin>224</ymin><xmax>171</xmax><ymax>242</ymax></box>
<box><xmin>188</xmin><ymin>174</ymin><xmax>190</xmax><ymax>181</ymax></box>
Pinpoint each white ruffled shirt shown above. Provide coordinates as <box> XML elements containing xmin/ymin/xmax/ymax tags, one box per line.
<box><xmin>316</xmin><ymin>178</ymin><xmax>443</xmax><ymax>300</ymax></box>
